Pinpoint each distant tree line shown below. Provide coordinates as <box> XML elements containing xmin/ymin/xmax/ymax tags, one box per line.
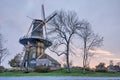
<box><xmin>95</xmin><ymin>60</ymin><xmax>120</xmax><ymax>72</ymax></box>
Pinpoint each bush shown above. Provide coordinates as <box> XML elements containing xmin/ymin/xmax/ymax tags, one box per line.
<box><xmin>7</xmin><ymin>68</ymin><xmax>23</xmax><ymax>72</ymax></box>
<box><xmin>34</xmin><ymin>66</ymin><xmax>50</xmax><ymax>73</ymax></box>
<box><xmin>95</xmin><ymin>63</ymin><xmax>107</xmax><ymax>72</ymax></box>
<box><xmin>95</xmin><ymin>68</ymin><xmax>107</xmax><ymax>72</ymax></box>
<box><xmin>0</xmin><ymin>66</ymin><xmax>5</xmax><ymax>73</ymax></box>
<box><xmin>84</xmin><ymin>67</ymin><xmax>91</xmax><ymax>71</ymax></box>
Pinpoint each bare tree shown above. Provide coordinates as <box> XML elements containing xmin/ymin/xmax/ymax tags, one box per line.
<box><xmin>95</xmin><ymin>62</ymin><xmax>106</xmax><ymax>72</ymax></box>
<box><xmin>9</xmin><ymin>53</ymin><xmax>22</xmax><ymax>68</ymax></box>
<box><xmin>109</xmin><ymin>60</ymin><xmax>114</xmax><ymax>66</ymax></box>
<box><xmin>116</xmin><ymin>62</ymin><xmax>120</xmax><ymax>67</ymax></box>
<box><xmin>77</xmin><ymin>20</ymin><xmax>103</xmax><ymax>73</ymax></box>
<box><xmin>0</xmin><ymin>33</ymin><xmax>8</xmax><ymax>66</ymax></box>
<box><xmin>48</xmin><ymin>10</ymin><xmax>82</xmax><ymax>72</ymax></box>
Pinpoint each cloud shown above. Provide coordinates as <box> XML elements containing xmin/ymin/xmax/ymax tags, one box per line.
<box><xmin>106</xmin><ymin>58</ymin><xmax>120</xmax><ymax>61</ymax></box>
<box><xmin>89</xmin><ymin>49</ymin><xmax>113</xmax><ymax>56</ymax></box>
<box><xmin>75</xmin><ymin>47</ymin><xmax>113</xmax><ymax>56</ymax></box>
<box><xmin>74</xmin><ymin>47</ymin><xmax>114</xmax><ymax>59</ymax></box>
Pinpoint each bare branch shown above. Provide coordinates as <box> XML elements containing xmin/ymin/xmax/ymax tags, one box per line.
<box><xmin>0</xmin><ymin>33</ymin><xmax>9</xmax><ymax>65</ymax></box>
<box><xmin>47</xmin><ymin>10</ymin><xmax>82</xmax><ymax>72</ymax></box>
<box><xmin>77</xmin><ymin>20</ymin><xmax>103</xmax><ymax>73</ymax></box>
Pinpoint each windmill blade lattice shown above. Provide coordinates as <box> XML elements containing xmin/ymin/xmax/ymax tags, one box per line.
<box><xmin>26</xmin><ymin>20</ymin><xmax>34</xmax><ymax>36</ymax></box>
<box><xmin>41</xmin><ymin>4</ymin><xmax>47</xmax><ymax>39</ymax></box>
<box><xmin>25</xmin><ymin>4</ymin><xmax>57</xmax><ymax>39</ymax></box>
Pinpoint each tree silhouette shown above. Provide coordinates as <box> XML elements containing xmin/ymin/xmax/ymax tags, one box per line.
<box><xmin>77</xmin><ymin>20</ymin><xmax>103</xmax><ymax>73</ymax></box>
<box><xmin>9</xmin><ymin>53</ymin><xmax>22</xmax><ymax>67</ymax></box>
<box><xmin>48</xmin><ymin>10</ymin><xmax>82</xmax><ymax>72</ymax></box>
<box><xmin>0</xmin><ymin>33</ymin><xmax>8</xmax><ymax>66</ymax></box>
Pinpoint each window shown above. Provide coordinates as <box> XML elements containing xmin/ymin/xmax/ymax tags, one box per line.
<box><xmin>32</xmin><ymin>53</ymin><xmax>36</xmax><ymax>58</ymax></box>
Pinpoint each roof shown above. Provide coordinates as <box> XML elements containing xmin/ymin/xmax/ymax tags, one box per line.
<box><xmin>37</xmin><ymin>53</ymin><xmax>61</xmax><ymax>65</ymax></box>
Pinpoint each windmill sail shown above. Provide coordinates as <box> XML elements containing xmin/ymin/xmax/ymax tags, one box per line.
<box><xmin>41</xmin><ymin>4</ymin><xmax>47</xmax><ymax>39</ymax></box>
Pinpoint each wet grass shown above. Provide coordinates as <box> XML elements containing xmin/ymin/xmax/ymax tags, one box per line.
<box><xmin>0</xmin><ymin>68</ymin><xmax>120</xmax><ymax>76</ymax></box>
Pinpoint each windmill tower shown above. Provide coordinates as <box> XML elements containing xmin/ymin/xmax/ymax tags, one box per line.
<box><xmin>19</xmin><ymin>4</ymin><xmax>57</xmax><ymax>68</ymax></box>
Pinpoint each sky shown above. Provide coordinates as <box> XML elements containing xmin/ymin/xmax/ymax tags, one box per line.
<box><xmin>0</xmin><ymin>0</ymin><xmax>120</xmax><ymax>68</ymax></box>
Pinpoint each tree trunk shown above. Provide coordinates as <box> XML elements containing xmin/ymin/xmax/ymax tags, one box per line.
<box><xmin>66</xmin><ymin>43</ymin><xmax>70</xmax><ymax>72</ymax></box>
<box><xmin>83</xmin><ymin>40</ymin><xmax>87</xmax><ymax>73</ymax></box>
<box><xmin>66</xmin><ymin>53</ymin><xmax>70</xmax><ymax>72</ymax></box>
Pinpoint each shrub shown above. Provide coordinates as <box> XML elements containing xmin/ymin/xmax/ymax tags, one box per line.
<box><xmin>85</xmin><ymin>67</ymin><xmax>92</xmax><ymax>71</ymax></box>
<box><xmin>95</xmin><ymin>68</ymin><xmax>107</xmax><ymax>72</ymax></box>
<box><xmin>23</xmin><ymin>69</ymin><xmax>30</xmax><ymax>73</ymax></box>
<box><xmin>34</xmin><ymin>66</ymin><xmax>50</xmax><ymax>73</ymax></box>
<box><xmin>0</xmin><ymin>66</ymin><xmax>5</xmax><ymax>73</ymax></box>
<box><xmin>95</xmin><ymin>63</ymin><xmax>107</xmax><ymax>72</ymax></box>
<box><xmin>7</xmin><ymin>68</ymin><xmax>23</xmax><ymax>72</ymax></box>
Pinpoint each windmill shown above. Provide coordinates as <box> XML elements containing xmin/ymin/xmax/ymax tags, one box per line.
<box><xmin>26</xmin><ymin>4</ymin><xmax>57</xmax><ymax>39</ymax></box>
<box><xmin>19</xmin><ymin>4</ymin><xmax>57</xmax><ymax>68</ymax></box>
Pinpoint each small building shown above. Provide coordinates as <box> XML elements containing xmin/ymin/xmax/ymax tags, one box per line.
<box><xmin>37</xmin><ymin>53</ymin><xmax>61</xmax><ymax>67</ymax></box>
<box><xmin>107</xmin><ymin>65</ymin><xmax>120</xmax><ymax>72</ymax></box>
<box><xmin>36</xmin><ymin>53</ymin><xmax>61</xmax><ymax>69</ymax></box>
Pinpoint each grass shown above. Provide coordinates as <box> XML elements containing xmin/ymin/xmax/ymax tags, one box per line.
<box><xmin>0</xmin><ymin>68</ymin><xmax>120</xmax><ymax>76</ymax></box>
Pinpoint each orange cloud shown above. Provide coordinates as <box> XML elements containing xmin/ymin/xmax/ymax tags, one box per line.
<box><xmin>106</xmin><ymin>58</ymin><xmax>120</xmax><ymax>61</ymax></box>
<box><xmin>74</xmin><ymin>45</ymin><xmax>113</xmax><ymax>56</ymax></box>
<box><xmin>89</xmin><ymin>49</ymin><xmax>113</xmax><ymax>56</ymax></box>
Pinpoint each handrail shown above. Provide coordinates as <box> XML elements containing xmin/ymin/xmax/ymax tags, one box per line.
<box><xmin>19</xmin><ymin>35</ymin><xmax>52</xmax><ymax>42</ymax></box>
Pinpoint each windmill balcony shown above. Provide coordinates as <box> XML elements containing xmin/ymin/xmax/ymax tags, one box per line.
<box><xmin>19</xmin><ymin>35</ymin><xmax>52</xmax><ymax>48</ymax></box>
